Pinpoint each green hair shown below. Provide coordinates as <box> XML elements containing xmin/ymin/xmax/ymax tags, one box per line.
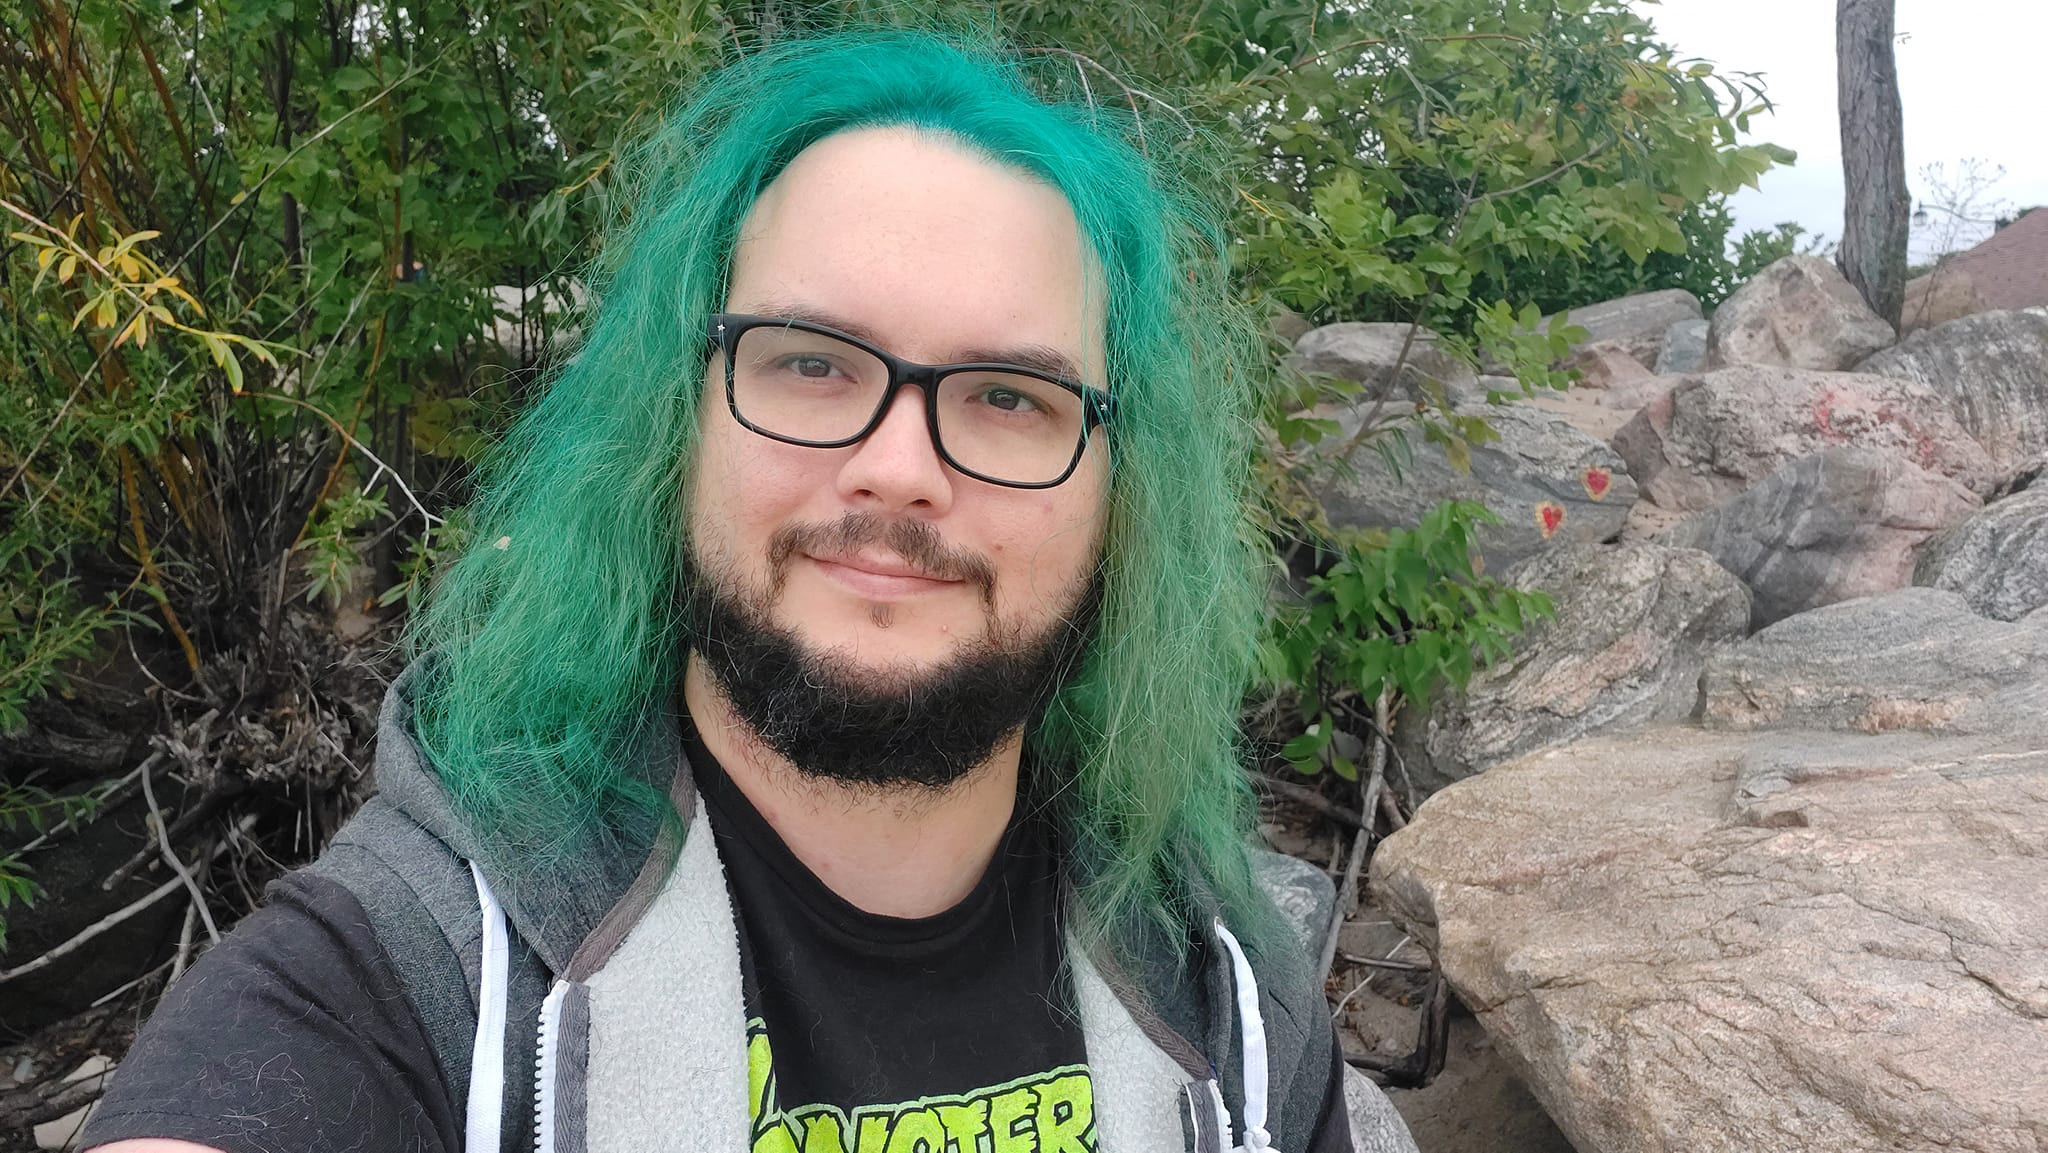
<box><xmin>409</xmin><ymin>30</ymin><xmax>1273</xmax><ymax>956</ymax></box>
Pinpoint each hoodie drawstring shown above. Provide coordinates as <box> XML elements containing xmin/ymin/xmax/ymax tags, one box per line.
<box><xmin>467</xmin><ymin>861</ymin><xmax>511</xmax><ymax>1153</ymax></box>
<box><xmin>1213</xmin><ymin>918</ymin><xmax>1278</xmax><ymax>1153</ymax></box>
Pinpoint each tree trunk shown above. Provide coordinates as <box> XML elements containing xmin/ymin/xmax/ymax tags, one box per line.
<box><xmin>1836</xmin><ymin>0</ymin><xmax>1909</xmax><ymax>328</ymax></box>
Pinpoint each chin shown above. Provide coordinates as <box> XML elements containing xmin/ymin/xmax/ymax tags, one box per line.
<box><xmin>772</xmin><ymin>611</ymin><xmax>977</xmax><ymax>676</ymax></box>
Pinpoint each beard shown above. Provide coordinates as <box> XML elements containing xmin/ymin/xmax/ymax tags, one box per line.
<box><xmin>682</xmin><ymin>512</ymin><xmax>1102</xmax><ymax>791</ymax></box>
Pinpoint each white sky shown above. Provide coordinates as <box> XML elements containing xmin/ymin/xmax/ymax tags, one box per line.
<box><xmin>1645</xmin><ymin>0</ymin><xmax>2048</xmax><ymax>259</ymax></box>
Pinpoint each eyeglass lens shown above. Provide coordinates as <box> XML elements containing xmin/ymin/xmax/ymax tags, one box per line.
<box><xmin>729</xmin><ymin>325</ymin><xmax>1088</xmax><ymax>485</ymax></box>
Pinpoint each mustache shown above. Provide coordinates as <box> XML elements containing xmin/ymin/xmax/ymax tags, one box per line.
<box><xmin>766</xmin><ymin>512</ymin><xmax>997</xmax><ymax>600</ymax></box>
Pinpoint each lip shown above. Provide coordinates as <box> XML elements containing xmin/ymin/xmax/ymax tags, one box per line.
<box><xmin>805</xmin><ymin>551</ymin><xmax>962</xmax><ymax>599</ymax></box>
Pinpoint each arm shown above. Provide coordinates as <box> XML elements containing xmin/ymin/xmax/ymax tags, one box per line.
<box><xmin>76</xmin><ymin>871</ymin><xmax>460</xmax><ymax>1153</ymax></box>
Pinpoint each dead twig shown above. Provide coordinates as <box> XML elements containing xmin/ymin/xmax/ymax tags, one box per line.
<box><xmin>1338</xmin><ymin>950</ymin><xmax>1430</xmax><ymax>974</ymax></box>
<box><xmin>101</xmin><ymin>778</ymin><xmax>238</xmax><ymax>892</ymax></box>
<box><xmin>1317</xmin><ymin>689</ymin><xmax>1393</xmax><ymax>984</ymax></box>
<box><xmin>168</xmin><ymin>894</ymin><xmax>200</xmax><ymax>983</ymax></box>
<box><xmin>0</xmin><ymin>1075</ymin><xmax>106</xmax><ymax>1133</ymax></box>
<box><xmin>1256</xmin><ymin>773</ymin><xmax>1366</xmax><ymax>829</ymax></box>
<box><xmin>15</xmin><ymin>754</ymin><xmax>155</xmax><ymax>856</ymax></box>
<box><xmin>1344</xmin><ymin>968</ymin><xmax>1452</xmax><ymax>1089</ymax></box>
<box><xmin>139</xmin><ymin>755</ymin><xmax>219</xmax><ymax>948</ymax></box>
<box><xmin>0</xmin><ymin>815</ymin><xmax>254</xmax><ymax>985</ymax></box>
<box><xmin>1378</xmin><ymin>788</ymin><xmax>1407</xmax><ymax>833</ymax></box>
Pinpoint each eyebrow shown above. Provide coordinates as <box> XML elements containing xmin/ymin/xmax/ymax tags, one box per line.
<box><xmin>740</xmin><ymin>300</ymin><xmax>1089</xmax><ymax>383</ymax></box>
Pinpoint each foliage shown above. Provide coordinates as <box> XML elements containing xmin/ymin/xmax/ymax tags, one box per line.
<box><xmin>1259</xmin><ymin>502</ymin><xmax>1553</xmax><ymax>779</ymax></box>
<box><xmin>0</xmin><ymin>0</ymin><xmax>1787</xmax><ymax>813</ymax></box>
<box><xmin>1732</xmin><ymin>220</ymin><xmax>1833</xmax><ymax>284</ymax></box>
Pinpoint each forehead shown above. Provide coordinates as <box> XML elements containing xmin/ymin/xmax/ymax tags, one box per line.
<box><xmin>724</xmin><ymin>126</ymin><xmax>1105</xmax><ymax>383</ymax></box>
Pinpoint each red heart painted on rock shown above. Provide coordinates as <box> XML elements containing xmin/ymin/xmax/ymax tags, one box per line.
<box><xmin>1583</xmin><ymin>466</ymin><xmax>1612</xmax><ymax>500</ymax></box>
<box><xmin>1537</xmin><ymin>502</ymin><xmax>1566</xmax><ymax>538</ymax></box>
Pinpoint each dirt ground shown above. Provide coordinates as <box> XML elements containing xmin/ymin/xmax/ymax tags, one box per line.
<box><xmin>1384</xmin><ymin>1016</ymin><xmax>1577</xmax><ymax>1153</ymax></box>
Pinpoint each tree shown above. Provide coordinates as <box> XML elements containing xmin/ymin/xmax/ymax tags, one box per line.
<box><xmin>1836</xmin><ymin>0</ymin><xmax>1909</xmax><ymax>326</ymax></box>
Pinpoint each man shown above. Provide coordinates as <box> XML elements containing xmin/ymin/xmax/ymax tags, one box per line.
<box><xmin>82</xmin><ymin>31</ymin><xmax>1416</xmax><ymax>1153</ymax></box>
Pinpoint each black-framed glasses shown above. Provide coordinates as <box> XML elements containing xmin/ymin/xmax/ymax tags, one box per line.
<box><xmin>705</xmin><ymin>313</ymin><xmax>1113</xmax><ymax>489</ymax></box>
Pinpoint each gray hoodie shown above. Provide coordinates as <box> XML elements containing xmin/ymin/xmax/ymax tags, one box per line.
<box><xmin>305</xmin><ymin>668</ymin><xmax>1418</xmax><ymax>1152</ymax></box>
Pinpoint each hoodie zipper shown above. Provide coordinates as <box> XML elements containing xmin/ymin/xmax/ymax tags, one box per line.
<box><xmin>532</xmin><ymin>980</ymin><xmax>569</xmax><ymax>1153</ymax></box>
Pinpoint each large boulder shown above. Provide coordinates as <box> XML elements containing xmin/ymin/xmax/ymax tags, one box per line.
<box><xmin>1370</xmin><ymin>723</ymin><xmax>2048</xmax><ymax>1153</ymax></box>
<box><xmin>1699</xmin><ymin>586</ymin><xmax>2048</xmax><ymax>734</ymax></box>
<box><xmin>1402</xmin><ymin>542</ymin><xmax>1749</xmax><ymax>792</ymax></box>
<box><xmin>1612</xmin><ymin>365</ymin><xmax>1997</xmax><ymax>512</ymax></box>
<box><xmin>1705</xmin><ymin>255</ymin><xmax>1897</xmax><ymax>371</ymax></box>
<box><xmin>1651</xmin><ymin>318</ymin><xmax>1708</xmax><ymax>374</ymax></box>
<box><xmin>1291</xmin><ymin>322</ymin><xmax>1478</xmax><ymax>400</ymax></box>
<box><xmin>1914</xmin><ymin>485</ymin><xmax>2048</xmax><ymax>621</ymax></box>
<box><xmin>1568</xmin><ymin>339</ymin><xmax>1655</xmax><ymax>390</ymax></box>
<box><xmin>1853</xmin><ymin>309</ymin><xmax>2048</xmax><ymax>469</ymax></box>
<box><xmin>1901</xmin><ymin>265</ymin><xmax>1986</xmax><ymax>333</ymax></box>
<box><xmin>1662</xmin><ymin>446</ymin><xmax>1980</xmax><ymax>629</ymax></box>
<box><xmin>1543</xmin><ymin>288</ymin><xmax>1703</xmax><ymax>366</ymax></box>
<box><xmin>1318</xmin><ymin>403</ymin><xmax>1638</xmax><ymax>576</ymax></box>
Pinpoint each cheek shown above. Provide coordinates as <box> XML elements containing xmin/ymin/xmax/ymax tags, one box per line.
<box><xmin>995</xmin><ymin>481</ymin><xmax>1108</xmax><ymax>609</ymax></box>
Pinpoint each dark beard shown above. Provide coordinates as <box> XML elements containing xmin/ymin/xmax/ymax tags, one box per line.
<box><xmin>682</xmin><ymin>515</ymin><xmax>1101</xmax><ymax>790</ymax></box>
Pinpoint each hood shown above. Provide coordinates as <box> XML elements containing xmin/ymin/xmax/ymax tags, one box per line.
<box><xmin>370</xmin><ymin>662</ymin><xmax>683</xmax><ymax>974</ymax></box>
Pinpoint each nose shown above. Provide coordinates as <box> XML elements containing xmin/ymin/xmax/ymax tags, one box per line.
<box><xmin>833</xmin><ymin>383</ymin><xmax>954</xmax><ymax>515</ymax></box>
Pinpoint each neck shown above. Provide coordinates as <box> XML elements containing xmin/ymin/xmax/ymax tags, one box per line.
<box><xmin>682</xmin><ymin>654</ymin><xmax>1022</xmax><ymax>918</ymax></box>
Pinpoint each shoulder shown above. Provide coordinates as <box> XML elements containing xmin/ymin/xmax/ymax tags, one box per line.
<box><xmin>78</xmin><ymin>869</ymin><xmax>461</xmax><ymax>1153</ymax></box>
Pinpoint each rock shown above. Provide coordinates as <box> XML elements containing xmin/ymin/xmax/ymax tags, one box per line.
<box><xmin>1662</xmin><ymin>447</ymin><xmax>1981</xmax><ymax>629</ymax></box>
<box><xmin>1699</xmin><ymin>586</ymin><xmax>2048</xmax><ymax>733</ymax></box>
<box><xmin>1544</xmin><ymin>288</ymin><xmax>1703</xmax><ymax>366</ymax></box>
<box><xmin>1403</xmin><ymin>542</ymin><xmax>1749</xmax><ymax>792</ymax></box>
<box><xmin>1852</xmin><ymin>309</ymin><xmax>2048</xmax><ymax>469</ymax></box>
<box><xmin>1652</xmin><ymin>318</ymin><xmax>1708</xmax><ymax>374</ymax></box>
<box><xmin>1524</xmin><ymin>379</ymin><xmax>1661</xmax><ymax>443</ymax></box>
<box><xmin>1566</xmin><ymin>340</ymin><xmax>1653</xmax><ymax>391</ymax></box>
<box><xmin>1318</xmin><ymin>403</ymin><xmax>1638</xmax><ymax>576</ymax></box>
<box><xmin>1914</xmin><ymin>485</ymin><xmax>2048</xmax><ymax>621</ymax></box>
<box><xmin>1705</xmin><ymin>255</ymin><xmax>1897</xmax><ymax>371</ymax></box>
<box><xmin>1901</xmin><ymin>265</ymin><xmax>1985</xmax><ymax>332</ymax></box>
<box><xmin>1269</xmin><ymin>306</ymin><xmax>1313</xmax><ymax>346</ymax></box>
<box><xmin>1369</xmin><ymin>723</ymin><xmax>2048</xmax><ymax>1153</ymax></box>
<box><xmin>1611</xmin><ymin>365</ymin><xmax>1997</xmax><ymax>512</ymax></box>
<box><xmin>1291</xmin><ymin>322</ymin><xmax>1478</xmax><ymax>400</ymax></box>
<box><xmin>1346</xmin><ymin>1068</ymin><xmax>1424</xmax><ymax>1153</ymax></box>
<box><xmin>1251</xmin><ymin>847</ymin><xmax>1336</xmax><ymax>959</ymax></box>
<box><xmin>1989</xmin><ymin>451</ymin><xmax>2048</xmax><ymax>501</ymax></box>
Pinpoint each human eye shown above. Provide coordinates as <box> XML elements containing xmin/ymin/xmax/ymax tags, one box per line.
<box><xmin>975</xmin><ymin>383</ymin><xmax>1044</xmax><ymax>414</ymax></box>
<box><xmin>775</xmin><ymin>353</ymin><xmax>855</xmax><ymax>380</ymax></box>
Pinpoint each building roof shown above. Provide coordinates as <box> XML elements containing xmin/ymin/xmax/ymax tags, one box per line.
<box><xmin>1950</xmin><ymin>206</ymin><xmax>2048</xmax><ymax>311</ymax></box>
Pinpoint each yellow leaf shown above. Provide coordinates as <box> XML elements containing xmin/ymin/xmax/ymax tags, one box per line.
<box><xmin>72</xmin><ymin>294</ymin><xmax>100</xmax><ymax>329</ymax></box>
<box><xmin>36</xmin><ymin>246</ymin><xmax>55</xmax><ymax>270</ymax></box>
<box><xmin>133</xmin><ymin>317</ymin><xmax>150</xmax><ymax>348</ymax></box>
<box><xmin>223</xmin><ymin>350</ymin><xmax>245</xmax><ymax>393</ymax></box>
<box><xmin>96</xmin><ymin>294</ymin><xmax>117</xmax><ymax>329</ymax></box>
<box><xmin>57</xmin><ymin>254</ymin><xmax>77</xmax><ymax>283</ymax></box>
<box><xmin>117</xmin><ymin>253</ymin><xmax>140</xmax><ymax>280</ymax></box>
<box><xmin>229</xmin><ymin>189</ymin><xmax>248</xmax><ymax>205</ymax></box>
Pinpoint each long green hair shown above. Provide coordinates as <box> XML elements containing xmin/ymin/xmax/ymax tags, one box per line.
<box><xmin>409</xmin><ymin>30</ymin><xmax>1273</xmax><ymax>955</ymax></box>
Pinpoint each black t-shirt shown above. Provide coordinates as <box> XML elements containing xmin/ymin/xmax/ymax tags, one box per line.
<box><xmin>687</xmin><ymin>727</ymin><xmax>1095</xmax><ymax>1148</ymax></box>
